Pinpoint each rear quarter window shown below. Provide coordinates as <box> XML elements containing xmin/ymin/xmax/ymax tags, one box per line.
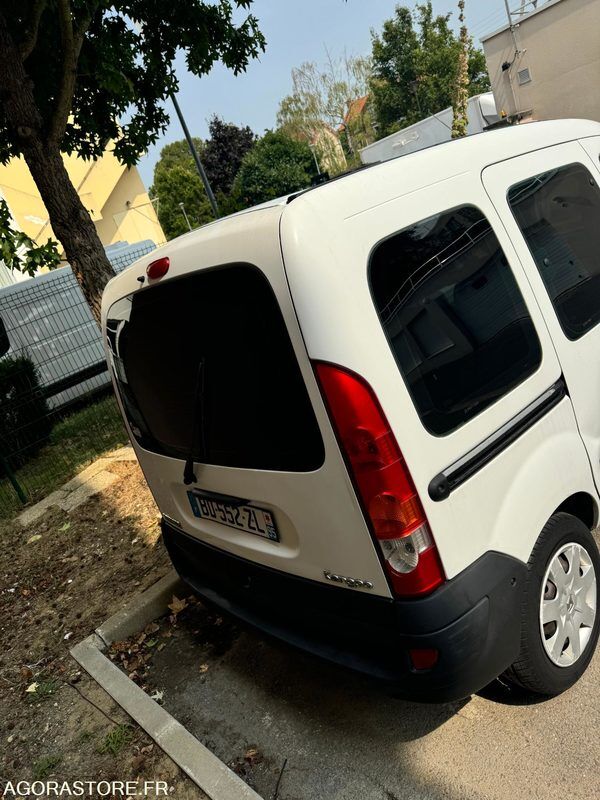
<box><xmin>369</xmin><ymin>205</ymin><xmax>542</xmax><ymax>436</ymax></box>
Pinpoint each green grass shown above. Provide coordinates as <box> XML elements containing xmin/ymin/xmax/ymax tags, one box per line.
<box><xmin>32</xmin><ymin>755</ymin><xmax>62</xmax><ymax>779</ymax></box>
<box><xmin>97</xmin><ymin>724</ymin><xmax>133</xmax><ymax>757</ymax></box>
<box><xmin>0</xmin><ymin>394</ymin><xmax>127</xmax><ymax>520</ymax></box>
<box><xmin>26</xmin><ymin>679</ymin><xmax>60</xmax><ymax>703</ymax></box>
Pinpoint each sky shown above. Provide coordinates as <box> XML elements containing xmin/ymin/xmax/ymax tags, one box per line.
<box><xmin>136</xmin><ymin>0</ymin><xmax>512</xmax><ymax>187</ymax></box>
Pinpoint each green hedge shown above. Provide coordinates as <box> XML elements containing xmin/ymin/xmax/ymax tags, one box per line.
<box><xmin>0</xmin><ymin>355</ymin><xmax>53</xmax><ymax>471</ymax></box>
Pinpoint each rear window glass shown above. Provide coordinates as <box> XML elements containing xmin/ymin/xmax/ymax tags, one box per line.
<box><xmin>106</xmin><ymin>264</ymin><xmax>324</xmax><ymax>471</ymax></box>
<box><xmin>508</xmin><ymin>162</ymin><xmax>600</xmax><ymax>340</ymax></box>
<box><xmin>369</xmin><ymin>205</ymin><xmax>542</xmax><ymax>436</ymax></box>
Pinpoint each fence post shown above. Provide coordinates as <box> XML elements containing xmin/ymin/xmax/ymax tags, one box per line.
<box><xmin>0</xmin><ymin>448</ymin><xmax>28</xmax><ymax>505</ymax></box>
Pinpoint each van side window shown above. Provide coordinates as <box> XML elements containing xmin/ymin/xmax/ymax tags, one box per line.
<box><xmin>508</xmin><ymin>163</ymin><xmax>600</xmax><ymax>340</ymax></box>
<box><xmin>369</xmin><ymin>205</ymin><xmax>542</xmax><ymax>436</ymax></box>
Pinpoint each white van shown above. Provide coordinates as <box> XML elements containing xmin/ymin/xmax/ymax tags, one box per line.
<box><xmin>102</xmin><ymin>120</ymin><xmax>600</xmax><ymax>702</ymax></box>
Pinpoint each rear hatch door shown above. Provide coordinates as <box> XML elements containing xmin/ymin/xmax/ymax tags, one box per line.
<box><xmin>103</xmin><ymin>208</ymin><xmax>391</xmax><ymax>597</ymax></box>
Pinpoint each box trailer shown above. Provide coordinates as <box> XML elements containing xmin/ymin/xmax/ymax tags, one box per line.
<box><xmin>0</xmin><ymin>240</ymin><xmax>157</xmax><ymax>408</ymax></box>
<box><xmin>359</xmin><ymin>92</ymin><xmax>500</xmax><ymax>165</ymax></box>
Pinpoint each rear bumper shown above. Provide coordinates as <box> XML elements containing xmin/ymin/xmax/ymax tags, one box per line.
<box><xmin>162</xmin><ymin>521</ymin><xmax>526</xmax><ymax>702</ymax></box>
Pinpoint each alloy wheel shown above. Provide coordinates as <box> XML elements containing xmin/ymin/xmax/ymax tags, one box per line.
<box><xmin>539</xmin><ymin>542</ymin><xmax>597</xmax><ymax>667</ymax></box>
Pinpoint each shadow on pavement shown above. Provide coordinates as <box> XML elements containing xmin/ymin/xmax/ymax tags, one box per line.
<box><xmin>147</xmin><ymin>597</ymin><xmax>474</xmax><ymax>800</ymax></box>
<box><xmin>477</xmin><ymin>677</ymin><xmax>549</xmax><ymax>706</ymax></box>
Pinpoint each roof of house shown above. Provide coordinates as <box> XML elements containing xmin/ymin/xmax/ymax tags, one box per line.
<box><xmin>340</xmin><ymin>95</ymin><xmax>369</xmax><ymax>130</ymax></box>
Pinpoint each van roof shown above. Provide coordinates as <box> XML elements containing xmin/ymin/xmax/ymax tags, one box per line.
<box><xmin>105</xmin><ymin>118</ymin><xmax>600</xmax><ymax>291</ymax></box>
<box><xmin>286</xmin><ymin>118</ymin><xmax>600</xmax><ymax>217</ymax></box>
<box><xmin>167</xmin><ymin>119</ymin><xmax>600</xmax><ymax>244</ymax></box>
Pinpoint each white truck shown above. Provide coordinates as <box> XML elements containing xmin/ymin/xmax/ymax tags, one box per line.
<box><xmin>360</xmin><ymin>92</ymin><xmax>500</xmax><ymax>165</ymax></box>
<box><xmin>0</xmin><ymin>240</ymin><xmax>157</xmax><ymax>408</ymax></box>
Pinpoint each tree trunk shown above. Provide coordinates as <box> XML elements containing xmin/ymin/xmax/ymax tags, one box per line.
<box><xmin>22</xmin><ymin>141</ymin><xmax>115</xmax><ymax>325</ymax></box>
<box><xmin>0</xmin><ymin>12</ymin><xmax>114</xmax><ymax>327</ymax></box>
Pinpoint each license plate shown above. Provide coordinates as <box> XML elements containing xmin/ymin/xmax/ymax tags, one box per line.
<box><xmin>187</xmin><ymin>492</ymin><xmax>279</xmax><ymax>541</ymax></box>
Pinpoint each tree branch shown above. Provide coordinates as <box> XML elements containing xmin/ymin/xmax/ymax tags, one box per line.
<box><xmin>74</xmin><ymin>2</ymin><xmax>97</xmax><ymax>60</ymax></box>
<box><xmin>19</xmin><ymin>0</ymin><xmax>47</xmax><ymax>60</ymax></box>
<box><xmin>49</xmin><ymin>0</ymin><xmax>97</xmax><ymax>143</ymax></box>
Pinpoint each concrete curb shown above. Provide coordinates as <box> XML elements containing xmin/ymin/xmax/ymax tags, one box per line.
<box><xmin>95</xmin><ymin>570</ymin><xmax>186</xmax><ymax>646</ymax></box>
<box><xmin>71</xmin><ymin>573</ymin><xmax>263</xmax><ymax>800</ymax></box>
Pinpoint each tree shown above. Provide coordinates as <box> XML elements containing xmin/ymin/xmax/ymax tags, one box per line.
<box><xmin>231</xmin><ymin>130</ymin><xmax>317</xmax><ymax>209</ymax></box>
<box><xmin>203</xmin><ymin>115</ymin><xmax>257</xmax><ymax>196</ymax></box>
<box><xmin>150</xmin><ymin>139</ymin><xmax>213</xmax><ymax>240</ymax></box>
<box><xmin>277</xmin><ymin>51</ymin><xmax>372</xmax><ymax>170</ymax></box>
<box><xmin>370</xmin><ymin>2</ymin><xmax>489</xmax><ymax>138</ymax></box>
<box><xmin>0</xmin><ymin>198</ymin><xmax>60</xmax><ymax>276</ymax></box>
<box><xmin>150</xmin><ymin>118</ymin><xmax>257</xmax><ymax>238</ymax></box>
<box><xmin>452</xmin><ymin>0</ymin><xmax>469</xmax><ymax>139</ymax></box>
<box><xmin>0</xmin><ymin>2</ymin><xmax>265</xmax><ymax>323</ymax></box>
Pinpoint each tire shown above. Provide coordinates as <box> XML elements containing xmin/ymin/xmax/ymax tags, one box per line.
<box><xmin>504</xmin><ymin>512</ymin><xmax>600</xmax><ymax>696</ymax></box>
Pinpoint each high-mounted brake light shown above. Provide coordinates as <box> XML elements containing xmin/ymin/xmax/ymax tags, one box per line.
<box><xmin>146</xmin><ymin>256</ymin><xmax>170</xmax><ymax>280</ymax></box>
<box><xmin>313</xmin><ymin>361</ymin><xmax>444</xmax><ymax>597</ymax></box>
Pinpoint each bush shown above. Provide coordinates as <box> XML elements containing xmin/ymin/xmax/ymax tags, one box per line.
<box><xmin>231</xmin><ymin>130</ymin><xmax>317</xmax><ymax>209</ymax></box>
<box><xmin>0</xmin><ymin>355</ymin><xmax>53</xmax><ymax>471</ymax></box>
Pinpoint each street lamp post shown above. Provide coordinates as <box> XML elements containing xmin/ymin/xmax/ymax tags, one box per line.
<box><xmin>308</xmin><ymin>142</ymin><xmax>321</xmax><ymax>175</ymax></box>
<box><xmin>170</xmin><ymin>93</ymin><xmax>220</xmax><ymax>220</ymax></box>
<box><xmin>132</xmin><ymin>20</ymin><xmax>219</xmax><ymax>219</ymax></box>
<box><xmin>179</xmin><ymin>202</ymin><xmax>192</xmax><ymax>231</ymax></box>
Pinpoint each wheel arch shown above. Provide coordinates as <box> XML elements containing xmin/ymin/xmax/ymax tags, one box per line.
<box><xmin>553</xmin><ymin>492</ymin><xmax>598</xmax><ymax>532</ymax></box>
<box><xmin>487</xmin><ymin>420</ymin><xmax>599</xmax><ymax>567</ymax></box>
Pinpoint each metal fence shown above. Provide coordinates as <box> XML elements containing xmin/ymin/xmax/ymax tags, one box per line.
<box><xmin>0</xmin><ymin>241</ymin><xmax>160</xmax><ymax>520</ymax></box>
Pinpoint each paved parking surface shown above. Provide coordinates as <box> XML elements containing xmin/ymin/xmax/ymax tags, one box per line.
<box><xmin>147</xmin><ymin>600</ymin><xmax>600</xmax><ymax>800</ymax></box>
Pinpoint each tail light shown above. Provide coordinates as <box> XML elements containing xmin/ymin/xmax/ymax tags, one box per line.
<box><xmin>313</xmin><ymin>362</ymin><xmax>444</xmax><ymax>597</ymax></box>
<box><xmin>146</xmin><ymin>256</ymin><xmax>170</xmax><ymax>280</ymax></box>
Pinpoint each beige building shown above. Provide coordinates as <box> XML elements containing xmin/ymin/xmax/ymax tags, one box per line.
<box><xmin>481</xmin><ymin>0</ymin><xmax>600</xmax><ymax>123</ymax></box>
<box><xmin>0</xmin><ymin>144</ymin><xmax>164</xmax><ymax>284</ymax></box>
<box><xmin>311</xmin><ymin>125</ymin><xmax>348</xmax><ymax>176</ymax></box>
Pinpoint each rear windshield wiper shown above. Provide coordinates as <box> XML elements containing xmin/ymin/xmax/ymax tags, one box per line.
<box><xmin>183</xmin><ymin>356</ymin><xmax>206</xmax><ymax>485</ymax></box>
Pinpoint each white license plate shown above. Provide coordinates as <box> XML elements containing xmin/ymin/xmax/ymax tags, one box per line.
<box><xmin>187</xmin><ymin>492</ymin><xmax>279</xmax><ymax>541</ymax></box>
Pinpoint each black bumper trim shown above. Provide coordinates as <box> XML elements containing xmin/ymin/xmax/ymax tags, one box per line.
<box><xmin>162</xmin><ymin>521</ymin><xmax>527</xmax><ymax>702</ymax></box>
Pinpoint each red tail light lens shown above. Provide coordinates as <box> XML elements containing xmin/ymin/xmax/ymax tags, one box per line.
<box><xmin>409</xmin><ymin>648</ymin><xmax>439</xmax><ymax>671</ymax></box>
<box><xmin>313</xmin><ymin>361</ymin><xmax>444</xmax><ymax>597</ymax></box>
<box><xmin>146</xmin><ymin>256</ymin><xmax>170</xmax><ymax>280</ymax></box>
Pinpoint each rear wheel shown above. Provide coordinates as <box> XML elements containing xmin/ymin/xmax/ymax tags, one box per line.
<box><xmin>505</xmin><ymin>512</ymin><xmax>599</xmax><ymax>696</ymax></box>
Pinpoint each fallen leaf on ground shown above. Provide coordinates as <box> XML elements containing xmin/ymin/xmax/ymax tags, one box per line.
<box><xmin>144</xmin><ymin>622</ymin><xmax>160</xmax><ymax>635</ymax></box>
<box><xmin>131</xmin><ymin>755</ymin><xmax>145</xmax><ymax>772</ymax></box>
<box><xmin>25</xmin><ymin>682</ymin><xmax>39</xmax><ymax>693</ymax></box>
<box><xmin>245</xmin><ymin>747</ymin><xmax>262</xmax><ymax>765</ymax></box>
<box><xmin>168</xmin><ymin>595</ymin><xmax>187</xmax><ymax>616</ymax></box>
<box><xmin>27</xmin><ymin>535</ymin><xmax>42</xmax><ymax>544</ymax></box>
<box><xmin>199</xmin><ymin>663</ymin><xmax>209</xmax><ymax>674</ymax></box>
<box><xmin>59</xmin><ymin>522</ymin><xmax>71</xmax><ymax>532</ymax></box>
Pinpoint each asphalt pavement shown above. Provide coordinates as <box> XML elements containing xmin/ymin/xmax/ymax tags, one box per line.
<box><xmin>147</xmin><ymin>596</ymin><xmax>600</xmax><ymax>800</ymax></box>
